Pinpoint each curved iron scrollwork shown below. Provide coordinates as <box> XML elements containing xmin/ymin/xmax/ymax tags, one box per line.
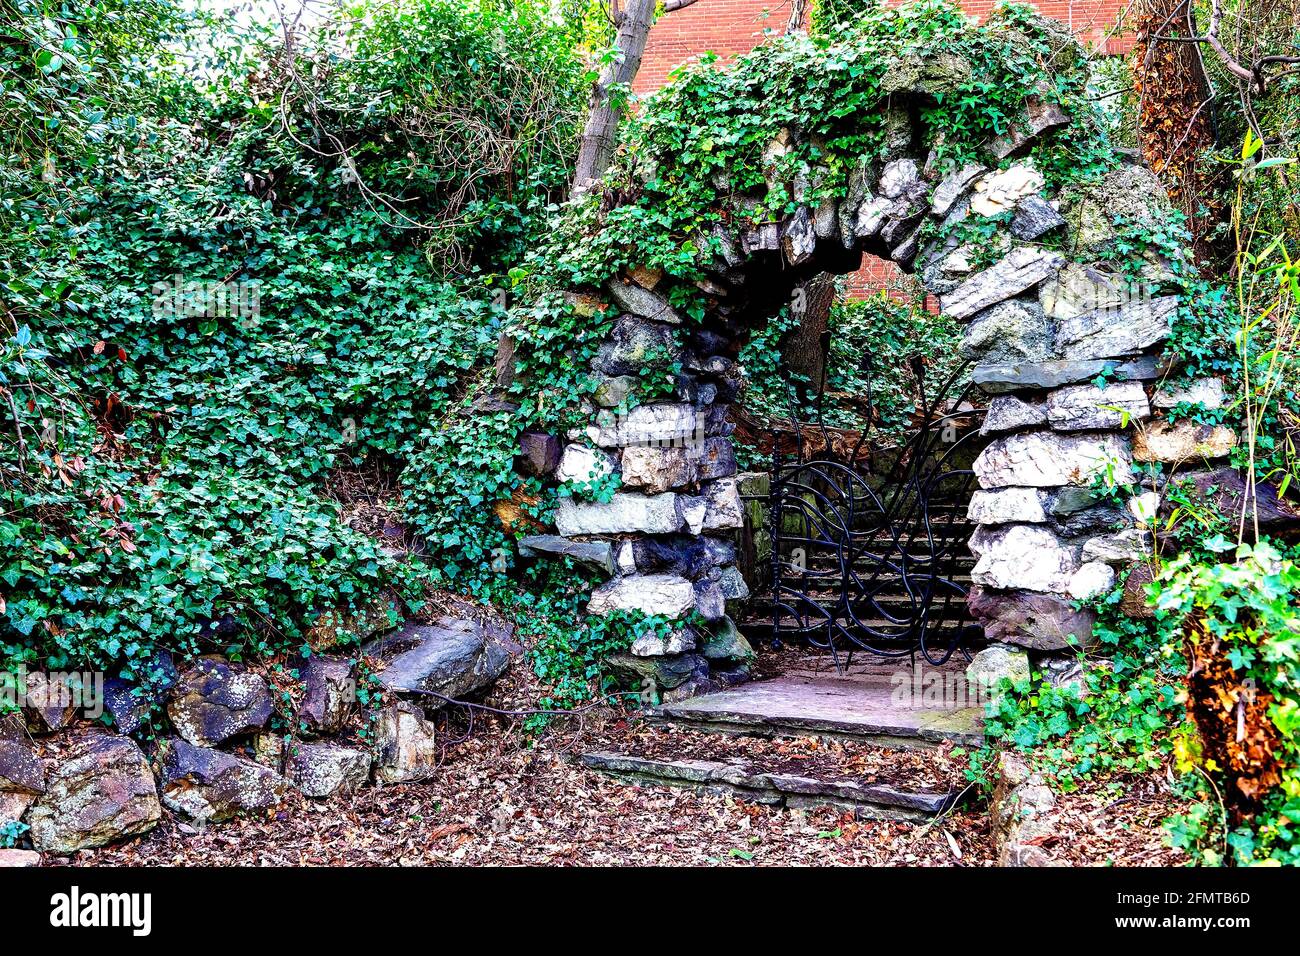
<box><xmin>767</xmin><ymin>355</ymin><xmax>985</xmax><ymax>667</ymax></box>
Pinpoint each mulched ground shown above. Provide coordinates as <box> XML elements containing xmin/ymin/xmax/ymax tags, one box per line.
<box><xmin>72</xmin><ymin>731</ymin><xmax>993</xmax><ymax>867</ymax></box>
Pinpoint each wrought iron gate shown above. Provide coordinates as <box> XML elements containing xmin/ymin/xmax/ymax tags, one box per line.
<box><xmin>767</xmin><ymin>361</ymin><xmax>985</xmax><ymax>666</ymax></box>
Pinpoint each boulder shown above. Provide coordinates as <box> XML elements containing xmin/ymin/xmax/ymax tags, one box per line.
<box><xmin>974</xmin><ymin>432</ymin><xmax>1133</xmax><ymax>488</ymax></box>
<box><xmin>0</xmin><ymin>849</ymin><xmax>41</xmax><ymax>867</ymax></box>
<box><xmin>696</xmin><ymin>437</ymin><xmax>738</xmax><ymax>481</ymax></box>
<box><xmin>1045</xmin><ymin>381</ymin><xmax>1150</xmax><ymax>431</ymax></box>
<box><xmin>372</xmin><ymin>701</ymin><xmax>439</xmax><ymax>785</ymax></box>
<box><xmin>1133</xmin><ymin>420</ymin><xmax>1237</xmax><ymax>463</ymax></box>
<box><xmin>588</xmin><ymin>574</ymin><xmax>696</xmax><ymax>618</ymax></box>
<box><xmin>967</xmin><ymin>487</ymin><xmax>1048</xmax><ymax>525</ymax></box>
<box><xmin>168</xmin><ymin>657</ymin><xmax>274</xmax><ymax>747</ymax></box>
<box><xmin>966</xmin><ymin>643</ymin><xmax>1030</xmax><ymax>691</ymax></box>
<box><xmin>930</xmin><ymin>163</ymin><xmax>986</xmax><ymax>216</ymax></box>
<box><xmin>286</xmin><ymin>743</ymin><xmax>371</xmax><ymax>798</ymax></box>
<box><xmin>973</xmin><ymin>356</ymin><xmax>1159</xmax><ymax>394</ymax></box>
<box><xmin>594</xmin><ymin>316</ymin><xmax>679</xmax><ymax>377</ymax></box>
<box><xmin>878</xmin><ymin>158</ymin><xmax>920</xmax><ymax>199</ymax></box>
<box><xmin>592</xmin><ymin>374</ymin><xmax>638</xmax><ymax>408</ymax></box>
<box><xmin>982</xmin><ymin>395</ymin><xmax>1047</xmax><ymax>434</ymax></box>
<box><xmin>700</xmin><ymin>476</ymin><xmax>745</xmax><ymax>531</ymax></box>
<box><xmin>1071</xmin><ymin>165</ymin><xmax>1172</xmax><ymax>254</ymax></box>
<box><xmin>0</xmin><ymin>731</ymin><xmax>44</xmax><ymax>797</ymax></box>
<box><xmin>103</xmin><ymin>650</ymin><xmax>179</xmax><ymax>735</ymax></box>
<box><xmin>620</xmin><ymin>445</ymin><xmax>698</xmax><ymax>493</ymax></box>
<box><xmin>608</xmin><ymin>653</ymin><xmax>706</xmax><ymax>691</ymax></box>
<box><xmin>970</xmin><ymin>164</ymin><xmax>1044</xmax><ymax>216</ymax></box>
<box><xmin>1010</xmin><ymin>195</ymin><xmax>1065</xmax><ymax>240</ymax></box>
<box><xmin>363</xmin><ymin>616</ymin><xmax>520</xmax><ymax>706</ymax></box>
<box><xmin>1082</xmin><ymin>529</ymin><xmax>1152</xmax><ymax>565</ymax></box>
<box><xmin>630</xmin><ymin>624</ymin><xmax>697</xmax><ymax>657</ymax></box>
<box><xmin>1120</xmin><ymin>563</ymin><xmax>1157</xmax><ymax>618</ymax></box>
<box><xmin>517</xmin><ymin>431</ymin><xmax>562</xmax><ymax>477</ymax></box>
<box><xmin>967</xmin><ymin>587</ymin><xmax>1096</xmax><ymax>650</ymax></box>
<box><xmin>1068</xmin><ymin>561</ymin><xmax>1116</xmax><ymax>600</ymax></box>
<box><xmin>517</xmin><ymin>535</ymin><xmax>614</xmax><ymax>573</ymax></box>
<box><xmin>626</xmin><ymin>536</ymin><xmax>713</xmax><ymax>578</ymax></box>
<box><xmin>781</xmin><ymin>207</ymin><xmax>816</xmax><ymax>265</ymax></box>
<box><xmin>555</xmin><ymin>492</ymin><xmax>684</xmax><ymax>536</ymax></box>
<box><xmin>700</xmin><ymin>617</ymin><xmax>756</xmax><ymax>664</ymax></box>
<box><xmin>970</xmin><ymin>524</ymin><xmax>1078</xmax><ymax>593</ymax></box>
<box><xmin>296</xmin><ymin>655</ymin><xmax>355</xmax><ymax>735</ymax></box>
<box><xmin>27</xmin><ymin>734</ymin><xmax>160</xmax><ymax>852</ymax></box>
<box><xmin>555</xmin><ymin>444</ymin><xmax>617</xmax><ymax>484</ymax></box>
<box><xmin>960</xmin><ymin>299</ymin><xmax>1053</xmax><ymax>363</ymax></box>
<box><xmin>1055</xmin><ymin>295</ymin><xmax>1176</xmax><ymax>361</ymax></box>
<box><xmin>1152</xmin><ymin>376</ymin><xmax>1226</xmax><ymax>410</ymax></box>
<box><xmin>606</xmin><ymin>278</ymin><xmax>681</xmax><ymax>324</ymax></box>
<box><xmin>157</xmin><ymin>739</ymin><xmax>286</xmax><ymax>822</ymax></box>
<box><xmin>941</xmin><ymin>248</ymin><xmax>1065</xmax><ymax>321</ymax></box>
<box><xmin>22</xmin><ymin>671</ymin><xmax>77</xmax><ymax>733</ymax></box>
<box><xmin>0</xmin><ymin>791</ymin><xmax>35</xmax><ymax>826</ymax></box>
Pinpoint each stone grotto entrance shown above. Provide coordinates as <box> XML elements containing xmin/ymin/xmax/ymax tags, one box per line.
<box><xmin>514</xmin><ymin>16</ymin><xmax>1186</xmax><ymax>761</ymax></box>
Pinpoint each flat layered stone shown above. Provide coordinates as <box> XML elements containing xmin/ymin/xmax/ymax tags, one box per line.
<box><xmin>982</xmin><ymin>395</ymin><xmax>1047</xmax><ymax>435</ymax></box>
<box><xmin>1082</xmin><ymin>529</ymin><xmax>1153</xmax><ymax>565</ymax></box>
<box><xmin>1133</xmin><ymin>420</ymin><xmax>1237</xmax><ymax>462</ymax></box>
<box><xmin>580</xmin><ymin>751</ymin><xmax>954</xmax><ymax>820</ymax></box>
<box><xmin>1152</xmin><ymin>376</ymin><xmax>1226</xmax><ymax>410</ymax></box>
<box><xmin>1045</xmin><ymin>381</ymin><xmax>1150</xmax><ymax>431</ymax></box>
<box><xmin>1055</xmin><ymin>295</ymin><xmax>1177</xmax><ymax>360</ymax></box>
<box><xmin>587</xmin><ymin>574</ymin><xmax>696</xmax><ymax>618</ymax></box>
<box><xmin>969</xmin><ymin>524</ymin><xmax>1078</xmax><ymax>593</ymax></box>
<box><xmin>1010</xmin><ymin>195</ymin><xmax>1065</xmax><ymax>240</ymax></box>
<box><xmin>941</xmin><ymin>248</ymin><xmax>1065</xmax><ymax>321</ymax></box>
<box><xmin>372</xmin><ymin>701</ymin><xmax>438</xmax><ymax>785</ymax></box>
<box><xmin>974</xmin><ymin>432</ymin><xmax>1134</xmax><ymax>488</ymax></box>
<box><xmin>606</xmin><ymin>278</ymin><xmax>681</xmax><ymax>324</ymax></box>
<box><xmin>587</xmin><ymin>402</ymin><xmax>703</xmax><ymax>448</ymax></box>
<box><xmin>970</xmin><ymin>163</ymin><xmax>1043</xmax><ymax>216</ymax></box>
<box><xmin>931</xmin><ymin>163</ymin><xmax>986</xmax><ymax>216</ymax></box>
<box><xmin>656</xmin><ymin>675</ymin><xmax>983</xmax><ymax>747</ymax></box>
<box><xmin>517</xmin><ymin>534</ymin><xmax>614</xmax><ymax>573</ymax></box>
<box><xmin>967</xmin><ymin>487</ymin><xmax>1048</xmax><ymax>524</ymax></box>
<box><xmin>1039</xmin><ymin>262</ymin><xmax>1128</xmax><ymax>320</ymax></box>
<box><xmin>973</xmin><ymin>356</ymin><xmax>1159</xmax><ymax>393</ymax></box>
<box><xmin>555</xmin><ymin>492</ymin><xmax>683</xmax><ymax>536</ymax></box>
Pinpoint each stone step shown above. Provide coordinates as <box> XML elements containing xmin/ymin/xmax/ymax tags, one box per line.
<box><xmin>654</xmin><ymin>675</ymin><xmax>984</xmax><ymax>748</ymax></box>
<box><xmin>579</xmin><ymin>750</ymin><xmax>957</xmax><ymax>821</ymax></box>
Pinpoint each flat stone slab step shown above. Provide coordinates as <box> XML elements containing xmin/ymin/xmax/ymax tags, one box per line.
<box><xmin>579</xmin><ymin>751</ymin><xmax>956</xmax><ymax>820</ymax></box>
<box><xmin>655</xmin><ymin>675</ymin><xmax>984</xmax><ymax>748</ymax></box>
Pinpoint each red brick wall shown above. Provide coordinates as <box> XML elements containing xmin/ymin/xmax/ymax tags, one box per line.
<box><xmin>632</xmin><ymin>0</ymin><xmax>1134</xmax><ymax>298</ymax></box>
<box><xmin>634</xmin><ymin>0</ymin><xmax>1133</xmax><ymax>95</ymax></box>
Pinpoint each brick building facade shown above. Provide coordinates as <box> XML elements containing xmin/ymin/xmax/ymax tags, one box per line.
<box><xmin>633</xmin><ymin>0</ymin><xmax>1134</xmax><ymax>295</ymax></box>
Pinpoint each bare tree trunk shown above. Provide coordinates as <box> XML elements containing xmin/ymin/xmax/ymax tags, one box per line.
<box><xmin>1134</xmin><ymin>0</ymin><xmax>1226</xmax><ymax>265</ymax></box>
<box><xmin>571</xmin><ymin>0</ymin><xmax>660</xmax><ymax>197</ymax></box>
<box><xmin>782</xmin><ymin>274</ymin><xmax>836</xmax><ymax>395</ymax></box>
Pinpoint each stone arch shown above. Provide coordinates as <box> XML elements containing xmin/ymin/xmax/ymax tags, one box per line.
<box><xmin>515</xmin><ymin>12</ymin><xmax>1188</xmax><ymax>695</ymax></box>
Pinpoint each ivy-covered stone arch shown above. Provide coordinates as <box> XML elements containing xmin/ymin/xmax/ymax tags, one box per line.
<box><xmin>506</xmin><ymin>3</ymin><xmax>1202</xmax><ymax>694</ymax></box>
